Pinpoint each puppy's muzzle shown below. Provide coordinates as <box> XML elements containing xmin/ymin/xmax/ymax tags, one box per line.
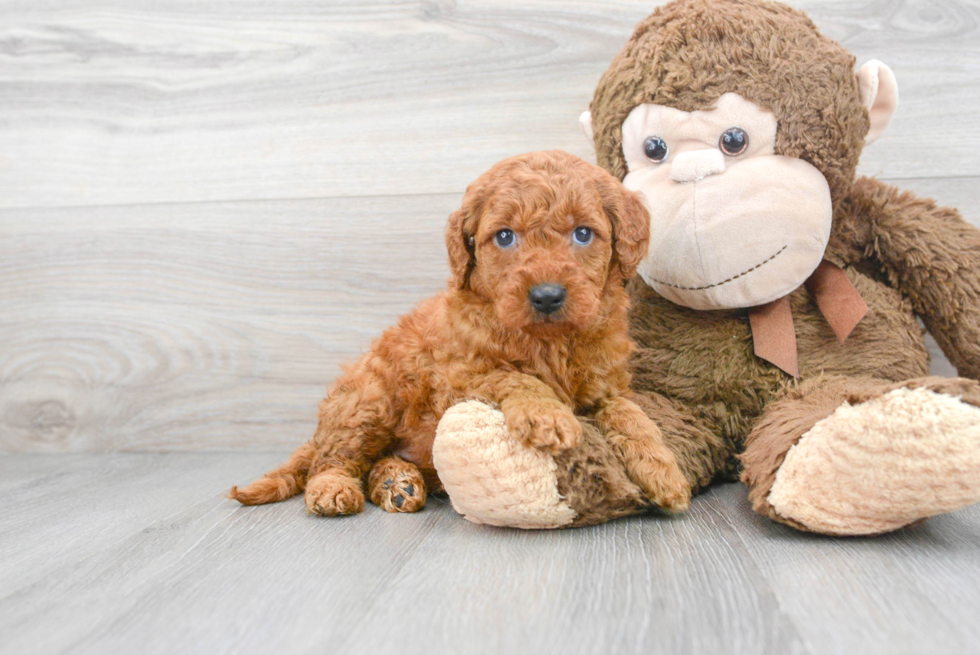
<box><xmin>528</xmin><ymin>283</ymin><xmax>566</xmax><ymax>315</ymax></box>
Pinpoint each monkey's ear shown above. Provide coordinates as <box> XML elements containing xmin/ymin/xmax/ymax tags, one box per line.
<box><xmin>856</xmin><ymin>60</ymin><xmax>899</xmax><ymax>145</ymax></box>
<box><xmin>580</xmin><ymin>110</ymin><xmax>594</xmax><ymax>142</ymax></box>
<box><xmin>445</xmin><ymin>209</ymin><xmax>475</xmax><ymax>290</ymax></box>
<box><xmin>605</xmin><ymin>186</ymin><xmax>651</xmax><ymax>280</ymax></box>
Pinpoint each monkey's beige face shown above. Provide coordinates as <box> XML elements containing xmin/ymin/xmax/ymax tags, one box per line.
<box><xmin>620</xmin><ymin>93</ymin><xmax>833</xmax><ymax>310</ymax></box>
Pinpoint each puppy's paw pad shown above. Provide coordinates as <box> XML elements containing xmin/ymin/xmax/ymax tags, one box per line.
<box><xmin>305</xmin><ymin>476</ymin><xmax>365</xmax><ymax>516</ymax></box>
<box><xmin>373</xmin><ymin>474</ymin><xmax>427</xmax><ymax>513</ymax></box>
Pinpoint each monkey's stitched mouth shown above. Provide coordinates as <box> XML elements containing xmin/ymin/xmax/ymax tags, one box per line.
<box><xmin>651</xmin><ymin>245</ymin><xmax>788</xmax><ymax>291</ymax></box>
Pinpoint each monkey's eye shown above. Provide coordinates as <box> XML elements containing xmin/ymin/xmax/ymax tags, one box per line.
<box><xmin>495</xmin><ymin>229</ymin><xmax>516</xmax><ymax>248</ymax></box>
<box><xmin>643</xmin><ymin>136</ymin><xmax>669</xmax><ymax>163</ymax></box>
<box><xmin>572</xmin><ymin>226</ymin><xmax>593</xmax><ymax>246</ymax></box>
<box><xmin>719</xmin><ymin>127</ymin><xmax>749</xmax><ymax>156</ymax></box>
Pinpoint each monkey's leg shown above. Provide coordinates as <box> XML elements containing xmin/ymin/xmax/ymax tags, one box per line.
<box><xmin>742</xmin><ymin>375</ymin><xmax>980</xmax><ymax>535</ymax></box>
<box><xmin>367</xmin><ymin>456</ymin><xmax>427</xmax><ymax>513</ymax></box>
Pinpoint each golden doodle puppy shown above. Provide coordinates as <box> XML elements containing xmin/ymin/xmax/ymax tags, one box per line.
<box><xmin>230</xmin><ymin>150</ymin><xmax>690</xmax><ymax>517</ymax></box>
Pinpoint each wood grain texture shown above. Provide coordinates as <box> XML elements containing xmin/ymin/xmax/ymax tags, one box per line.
<box><xmin>0</xmin><ymin>0</ymin><xmax>978</xmax><ymax>209</ymax></box>
<box><xmin>0</xmin><ymin>194</ymin><xmax>458</xmax><ymax>451</ymax></box>
<box><xmin>3</xmin><ymin>3</ymin><xmax>980</xmax><ymax>653</ymax></box>
<box><xmin>1</xmin><ymin>1</ymin><xmax>979</xmax><ymax>453</ymax></box>
<box><xmin>722</xmin><ymin>485</ymin><xmax>980</xmax><ymax>655</ymax></box>
<box><xmin>2</xmin><ymin>177</ymin><xmax>977</xmax><ymax>451</ymax></box>
<box><xmin>2</xmin><ymin>453</ymin><xmax>980</xmax><ymax>655</ymax></box>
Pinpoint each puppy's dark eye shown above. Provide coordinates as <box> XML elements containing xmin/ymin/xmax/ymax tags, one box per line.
<box><xmin>495</xmin><ymin>229</ymin><xmax>516</xmax><ymax>248</ymax></box>
<box><xmin>643</xmin><ymin>136</ymin><xmax>668</xmax><ymax>163</ymax></box>
<box><xmin>572</xmin><ymin>226</ymin><xmax>593</xmax><ymax>246</ymax></box>
<box><xmin>719</xmin><ymin>127</ymin><xmax>749</xmax><ymax>156</ymax></box>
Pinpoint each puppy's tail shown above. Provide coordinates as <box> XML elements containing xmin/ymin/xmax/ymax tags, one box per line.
<box><xmin>229</xmin><ymin>442</ymin><xmax>315</xmax><ymax>505</ymax></box>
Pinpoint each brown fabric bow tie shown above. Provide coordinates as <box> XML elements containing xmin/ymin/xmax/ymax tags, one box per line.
<box><xmin>747</xmin><ymin>260</ymin><xmax>868</xmax><ymax>377</ymax></box>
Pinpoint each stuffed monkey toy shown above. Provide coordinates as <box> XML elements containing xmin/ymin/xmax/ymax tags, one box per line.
<box><xmin>431</xmin><ymin>0</ymin><xmax>980</xmax><ymax>535</ymax></box>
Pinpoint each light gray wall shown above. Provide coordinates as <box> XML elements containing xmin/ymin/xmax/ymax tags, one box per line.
<box><xmin>2</xmin><ymin>0</ymin><xmax>979</xmax><ymax>451</ymax></box>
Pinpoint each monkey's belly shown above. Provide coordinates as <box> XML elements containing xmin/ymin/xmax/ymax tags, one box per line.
<box><xmin>628</xmin><ymin>269</ymin><xmax>929</xmax><ymax>444</ymax></box>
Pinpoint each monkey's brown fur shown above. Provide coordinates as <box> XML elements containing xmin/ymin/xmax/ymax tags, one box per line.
<box><xmin>495</xmin><ymin>0</ymin><xmax>980</xmax><ymax>530</ymax></box>
<box><xmin>591</xmin><ymin>0</ymin><xmax>868</xmax><ymax>214</ymax></box>
<box><xmin>230</xmin><ymin>151</ymin><xmax>690</xmax><ymax>516</ymax></box>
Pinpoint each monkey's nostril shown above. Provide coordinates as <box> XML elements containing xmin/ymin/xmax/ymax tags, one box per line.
<box><xmin>529</xmin><ymin>284</ymin><xmax>566</xmax><ymax>315</ymax></box>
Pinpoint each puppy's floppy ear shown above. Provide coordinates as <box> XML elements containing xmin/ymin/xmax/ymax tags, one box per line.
<box><xmin>445</xmin><ymin>208</ymin><xmax>476</xmax><ymax>290</ymax></box>
<box><xmin>600</xmin><ymin>179</ymin><xmax>650</xmax><ymax>280</ymax></box>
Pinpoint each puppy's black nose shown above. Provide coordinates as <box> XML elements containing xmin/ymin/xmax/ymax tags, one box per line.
<box><xmin>529</xmin><ymin>284</ymin><xmax>566</xmax><ymax>314</ymax></box>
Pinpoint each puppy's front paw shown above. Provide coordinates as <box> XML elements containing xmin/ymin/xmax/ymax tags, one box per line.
<box><xmin>305</xmin><ymin>473</ymin><xmax>365</xmax><ymax>516</ymax></box>
<box><xmin>632</xmin><ymin>453</ymin><xmax>691</xmax><ymax>513</ymax></box>
<box><xmin>505</xmin><ymin>400</ymin><xmax>582</xmax><ymax>453</ymax></box>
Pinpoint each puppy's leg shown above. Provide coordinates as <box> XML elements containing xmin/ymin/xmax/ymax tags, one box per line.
<box><xmin>304</xmin><ymin>443</ymin><xmax>377</xmax><ymax>517</ymax></box>
<box><xmin>595</xmin><ymin>396</ymin><xmax>691</xmax><ymax>513</ymax></box>
<box><xmin>367</xmin><ymin>457</ymin><xmax>427</xmax><ymax>513</ymax></box>
<box><xmin>305</xmin><ymin>470</ymin><xmax>366</xmax><ymax>516</ymax></box>
<box><xmin>304</xmin><ymin>367</ymin><xmax>399</xmax><ymax>517</ymax></box>
<box><xmin>504</xmin><ymin>395</ymin><xmax>583</xmax><ymax>453</ymax></box>
<box><xmin>472</xmin><ymin>371</ymin><xmax>582</xmax><ymax>453</ymax></box>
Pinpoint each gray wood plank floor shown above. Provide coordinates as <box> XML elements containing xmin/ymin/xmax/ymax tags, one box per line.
<box><xmin>2</xmin><ymin>1</ymin><xmax>980</xmax><ymax>653</ymax></box>
<box><xmin>3</xmin><ymin>452</ymin><xmax>980</xmax><ymax>655</ymax></box>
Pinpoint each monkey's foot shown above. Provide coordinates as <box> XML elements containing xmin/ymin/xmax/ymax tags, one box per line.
<box><xmin>432</xmin><ymin>400</ymin><xmax>576</xmax><ymax>529</ymax></box>
<box><xmin>768</xmin><ymin>387</ymin><xmax>980</xmax><ymax>535</ymax></box>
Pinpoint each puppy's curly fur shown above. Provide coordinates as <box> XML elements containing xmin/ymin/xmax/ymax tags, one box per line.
<box><xmin>230</xmin><ymin>151</ymin><xmax>690</xmax><ymax>516</ymax></box>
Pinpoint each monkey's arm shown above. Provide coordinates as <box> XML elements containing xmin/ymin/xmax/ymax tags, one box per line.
<box><xmin>846</xmin><ymin>177</ymin><xmax>980</xmax><ymax>379</ymax></box>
